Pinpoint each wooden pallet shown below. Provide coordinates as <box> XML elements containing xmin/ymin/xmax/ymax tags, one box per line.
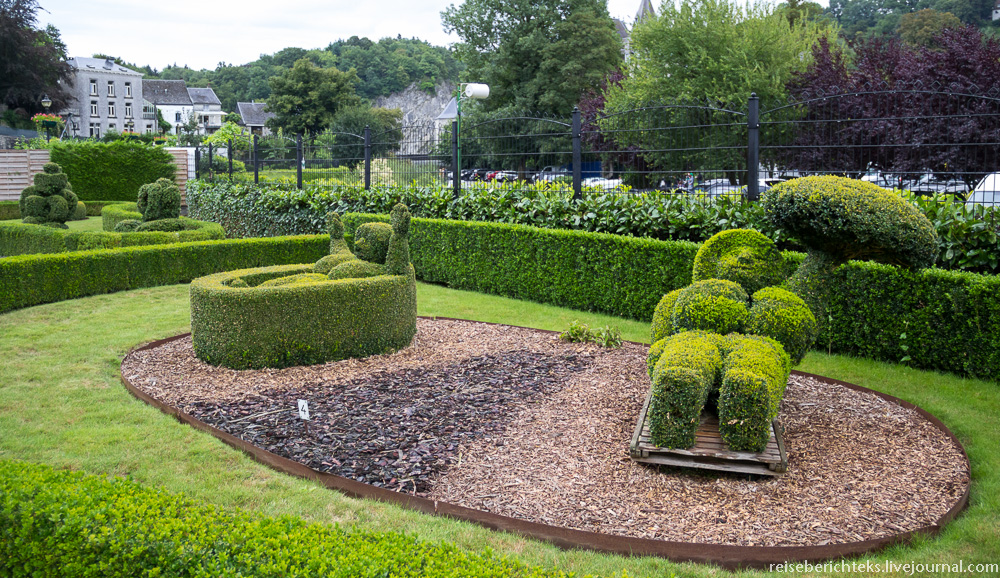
<box><xmin>629</xmin><ymin>392</ymin><xmax>788</xmax><ymax>476</ymax></box>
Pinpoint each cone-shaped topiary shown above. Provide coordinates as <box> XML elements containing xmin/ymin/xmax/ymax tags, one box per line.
<box><xmin>136</xmin><ymin>178</ymin><xmax>181</xmax><ymax>222</ymax></box>
<box><xmin>19</xmin><ymin>162</ymin><xmax>78</xmax><ymax>229</ymax></box>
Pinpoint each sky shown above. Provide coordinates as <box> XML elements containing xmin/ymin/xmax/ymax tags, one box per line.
<box><xmin>35</xmin><ymin>0</ymin><xmax>785</xmax><ymax>72</ymax></box>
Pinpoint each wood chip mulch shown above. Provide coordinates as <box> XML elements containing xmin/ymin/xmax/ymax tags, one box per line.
<box><xmin>121</xmin><ymin>318</ymin><xmax>969</xmax><ymax>547</ymax></box>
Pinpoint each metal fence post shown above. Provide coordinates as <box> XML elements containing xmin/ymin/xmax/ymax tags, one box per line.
<box><xmin>253</xmin><ymin>134</ymin><xmax>259</xmax><ymax>184</ymax></box>
<box><xmin>296</xmin><ymin>133</ymin><xmax>303</xmax><ymax>190</ymax></box>
<box><xmin>227</xmin><ymin>139</ymin><xmax>233</xmax><ymax>180</ymax></box>
<box><xmin>194</xmin><ymin>146</ymin><xmax>201</xmax><ymax>180</ymax></box>
<box><xmin>452</xmin><ymin>120</ymin><xmax>460</xmax><ymax>198</ymax></box>
<box><xmin>572</xmin><ymin>106</ymin><xmax>582</xmax><ymax>201</ymax></box>
<box><xmin>364</xmin><ymin>125</ymin><xmax>371</xmax><ymax>190</ymax></box>
<box><xmin>207</xmin><ymin>143</ymin><xmax>213</xmax><ymax>181</ymax></box>
<box><xmin>747</xmin><ymin>93</ymin><xmax>760</xmax><ymax>202</ymax></box>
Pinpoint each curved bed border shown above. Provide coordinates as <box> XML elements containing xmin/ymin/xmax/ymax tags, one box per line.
<box><xmin>120</xmin><ymin>319</ymin><xmax>970</xmax><ymax>570</ymax></box>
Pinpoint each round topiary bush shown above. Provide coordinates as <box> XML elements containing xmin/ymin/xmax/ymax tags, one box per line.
<box><xmin>137</xmin><ymin>178</ymin><xmax>181</xmax><ymax>222</ymax></box>
<box><xmin>353</xmin><ymin>222</ymin><xmax>392</xmax><ymax>264</ymax></box>
<box><xmin>673</xmin><ymin>279</ymin><xmax>749</xmax><ymax>335</ymax></box>
<box><xmin>650</xmin><ymin>288</ymin><xmax>683</xmax><ymax>344</ymax></box>
<box><xmin>746</xmin><ymin>287</ymin><xmax>817</xmax><ymax>365</ymax></box>
<box><xmin>19</xmin><ymin>162</ymin><xmax>78</xmax><ymax>229</ymax></box>
<box><xmin>692</xmin><ymin>229</ymin><xmax>785</xmax><ymax>294</ymax></box>
<box><xmin>114</xmin><ymin>219</ymin><xmax>141</xmax><ymax>233</ymax></box>
<box><xmin>70</xmin><ymin>200</ymin><xmax>88</xmax><ymax>221</ymax></box>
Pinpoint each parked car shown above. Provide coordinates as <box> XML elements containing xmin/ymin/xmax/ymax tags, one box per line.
<box><xmin>967</xmin><ymin>173</ymin><xmax>1000</xmax><ymax>207</ymax></box>
<box><xmin>535</xmin><ymin>166</ymin><xmax>571</xmax><ymax>182</ymax></box>
<box><xmin>581</xmin><ymin>176</ymin><xmax>625</xmax><ymax>191</ymax></box>
<box><xmin>906</xmin><ymin>173</ymin><xmax>968</xmax><ymax>199</ymax></box>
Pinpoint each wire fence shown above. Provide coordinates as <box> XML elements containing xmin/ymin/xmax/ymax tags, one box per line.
<box><xmin>196</xmin><ymin>88</ymin><xmax>1000</xmax><ymax>208</ymax></box>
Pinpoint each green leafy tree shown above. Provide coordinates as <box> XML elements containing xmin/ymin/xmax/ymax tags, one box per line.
<box><xmin>441</xmin><ymin>0</ymin><xmax>623</xmax><ymax>116</ymax></box>
<box><xmin>204</xmin><ymin>121</ymin><xmax>249</xmax><ymax>152</ymax></box>
<box><xmin>898</xmin><ymin>9</ymin><xmax>963</xmax><ymax>46</ymax></box>
<box><xmin>266</xmin><ymin>58</ymin><xmax>360</xmax><ymax>136</ymax></box>
<box><xmin>325</xmin><ymin>105</ymin><xmax>404</xmax><ymax>167</ymax></box>
<box><xmin>0</xmin><ymin>0</ymin><xmax>72</xmax><ymax>115</ymax></box>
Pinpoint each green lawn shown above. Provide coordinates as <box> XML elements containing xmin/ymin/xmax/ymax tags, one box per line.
<box><xmin>64</xmin><ymin>216</ymin><xmax>104</xmax><ymax>232</ymax></box>
<box><xmin>0</xmin><ymin>281</ymin><xmax>996</xmax><ymax>577</ymax></box>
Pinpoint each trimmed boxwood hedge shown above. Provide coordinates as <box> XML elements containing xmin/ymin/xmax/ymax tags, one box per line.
<box><xmin>1</xmin><ymin>199</ymin><xmax>129</xmax><ymax>220</ymax></box>
<box><xmin>48</xmin><ymin>140</ymin><xmax>176</xmax><ymax>202</ymax></box>
<box><xmin>190</xmin><ymin>264</ymin><xmax>417</xmax><ymax>369</ymax></box>
<box><xmin>0</xmin><ymin>235</ymin><xmax>328</xmax><ymax>315</ymax></box>
<box><xmin>342</xmin><ymin>212</ymin><xmax>1000</xmax><ymax>381</ymax></box>
<box><xmin>0</xmin><ymin>459</ymin><xmax>577</xmax><ymax>578</ymax></box>
<box><xmin>0</xmin><ymin>213</ymin><xmax>225</xmax><ymax>256</ymax></box>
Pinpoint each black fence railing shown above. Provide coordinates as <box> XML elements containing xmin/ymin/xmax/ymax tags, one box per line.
<box><xmin>196</xmin><ymin>88</ymin><xmax>1000</xmax><ymax>207</ymax></box>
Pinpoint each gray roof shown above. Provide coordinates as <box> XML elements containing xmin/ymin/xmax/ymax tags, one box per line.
<box><xmin>188</xmin><ymin>87</ymin><xmax>221</xmax><ymax>105</ymax></box>
<box><xmin>636</xmin><ymin>0</ymin><xmax>655</xmax><ymax>22</ymax></box>
<box><xmin>67</xmin><ymin>56</ymin><xmax>143</xmax><ymax>77</ymax></box>
<box><xmin>142</xmin><ymin>80</ymin><xmax>192</xmax><ymax>105</ymax></box>
<box><xmin>237</xmin><ymin>102</ymin><xmax>275</xmax><ymax>126</ymax></box>
<box><xmin>612</xmin><ymin>18</ymin><xmax>629</xmax><ymax>40</ymax></box>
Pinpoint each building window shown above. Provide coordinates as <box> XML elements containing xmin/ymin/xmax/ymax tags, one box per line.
<box><xmin>89</xmin><ymin>123</ymin><xmax>100</xmax><ymax>138</ymax></box>
<box><xmin>107</xmin><ymin>81</ymin><xmax>115</xmax><ymax>97</ymax></box>
<box><xmin>108</xmin><ymin>102</ymin><xmax>116</xmax><ymax>117</ymax></box>
<box><xmin>108</xmin><ymin>123</ymin><xmax>116</xmax><ymax>132</ymax></box>
<box><xmin>125</xmin><ymin>104</ymin><xmax>133</xmax><ymax>118</ymax></box>
<box><xmin>175</xmin><ymin>112</ymin><xmax>182</xmax><ymax>122</ymax></box>
<box><xmin>89</xmin><ymin>80</ymin><xmax>98</xmax><ymax>95</ymax></box>
<box><xmin>90</xmin><ymin>101</ymin><xmax>98</xmax><ymax>117</ymax></box>
<box><xmin>145</xmin><ymin>124</ymin><xmax>153</xmax><ymax>134</ymax></box>
<box><xmin>125</xmin><ymin>83</ymin><xmax>132</xmax><ymax>98</ymax></box>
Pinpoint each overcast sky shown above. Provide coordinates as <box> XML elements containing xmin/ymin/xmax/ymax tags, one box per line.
<box><xmin>37</xmin><ymin>0</ymin><xmax>675</xmax><ymax>71</ymax></box>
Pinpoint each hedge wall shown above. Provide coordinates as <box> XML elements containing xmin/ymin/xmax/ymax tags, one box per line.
<box><xmin>0</xmin><ymin>235</ymin><xmax>327</xmax><ymax>314</ymax></box>
<box><xmin>0</xmin><ymin>216</ymin><xmax>224</xmax><ymax>256</ymax></box>
<box><xmin>0</xmin><ymin>200</ymin><xmax>129</xmax><ymax>220</ymax></box>
<box><xmin>101</xmin><ymin>201</ymin><xmax>142</xmax><ymax>230</ymax></box>
<box><xmin>49</xmin><ymin>140</ymin><xmax>175</xmax><ymax>202</ymax></box>
<box><xmin>343</xmin><ymin>213</ymin><xmax>1000</xmax><ymax>380</ymax></box>
<box><xmin>0</xmin><ymin>460</ymin><xmax>575</xmax><ymax>578</ymax></box>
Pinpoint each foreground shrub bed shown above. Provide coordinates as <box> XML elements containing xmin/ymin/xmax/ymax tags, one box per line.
<box><xmin>0</xmin><ymin>460</ymin><xmax>578</xmax><ymax>578</ymax></box>
<box><xmin>188</xmin><ymin>180</ymin><xmax>1000</xmax><ymax>274</ymax></box>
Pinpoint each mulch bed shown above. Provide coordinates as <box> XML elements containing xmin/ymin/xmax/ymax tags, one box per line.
<box><xmin>122</xmin><ymin>318</ymin><xmax>970</xmax><ymax>547</ymax></box>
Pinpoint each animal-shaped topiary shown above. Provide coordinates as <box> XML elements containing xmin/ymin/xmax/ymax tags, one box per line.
<box><xmin>646</xmin><ymin>228</ymin><xmax>816</xmax><ymax>452</ymax></box>
<box><xmin>317</xmin><ymin>204</ymin><xmax>413</xmax><ymax>281</ymax></box>
<box><xmin>313</xmin><ymin>213</ymin><xmax>360</xmax><ymax>274</ymax></box>
<box><xmin>19</xmin><ymin>162</ymin><xmax>78</xmax><ymax>229</ymax></box>
<box><xmin>136</xmin><ymin>178</ymin><xmax>181</xmax><ymax>222</ymax></box>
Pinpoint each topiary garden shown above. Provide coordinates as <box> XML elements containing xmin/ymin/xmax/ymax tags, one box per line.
<box><xmin>18</xmin><ymin>162</ymin><xmax>79</xmax><ymax>229</ymax></box>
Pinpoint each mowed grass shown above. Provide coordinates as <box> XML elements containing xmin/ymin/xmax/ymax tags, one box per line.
<box><xmin>63</xmin><ymin>216</ymin><xmax>105</xmax><ymax>232</ymax></box>
<box><xmin>0</xmin><ymin>281</ymin><xmax>997</xmax><ymax>577</ymax></box>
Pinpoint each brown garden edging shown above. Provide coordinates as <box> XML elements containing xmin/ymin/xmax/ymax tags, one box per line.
<box><xmin>119</xmin><ymin>320</ymin><xmax>971</xmax><ymax>571</ymax></box>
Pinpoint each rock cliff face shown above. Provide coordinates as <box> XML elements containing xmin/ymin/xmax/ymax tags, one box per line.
<box><xmin>374</xmin><ymin>81</ymin><xmax>456</xmax><ymax>127</ymax></box>
<box><xmin>374</xmin><ymin>81</ymin><xmax>455</xmax><ymax>157</ymax></box>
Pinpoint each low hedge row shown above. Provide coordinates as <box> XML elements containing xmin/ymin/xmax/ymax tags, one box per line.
<box><xmin>0</xmin><ymin>235</ymin><xmax>327</xmax><ymax>314</ymax></box>
<box><xmin>102</xmin><ymin>201</ymin><xmax>142</xmax><ymax>230</ymax></box>
<box><xmin>342</xmin><ymin>213</ymin><xmax>1000</xmax><ymax>380</ymax></box>
<box><xmin>188</xmin><ymin>180</ymin><xmax>1000</xmax><ymax>275</ymax></box>
<box><xmin>0</xmin><ymin>459</ymin><xmax>578</xmax><ymax>578</ymax></box>
<box><xmin>190</xmin><ymin>264</ymin><xmax>417</xmax><ymax>369</ymax></box>
<box><xmin>0</xmin><ymin>200</ymin><xmax>127</xmax><ymax>220</ymax></box>
<box><xmin>0</xmin><ymin>215</ymin><xmax>225</xmax><ymax>256</ymax></box>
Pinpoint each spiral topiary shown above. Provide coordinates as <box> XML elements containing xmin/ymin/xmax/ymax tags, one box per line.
<box><xmin>136</xmin><ymin>178</ymin><xmax>181</xmax><ymax>222</ymax></box>
<box><xmin>19</xmin><ymin>162</ymin><xmax>78</xmax><ymax>229</ymax></box>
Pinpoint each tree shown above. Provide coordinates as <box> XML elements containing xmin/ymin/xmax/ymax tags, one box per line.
<box><xmin>440</xmin><ymin>0</ymin><xmax>622</xmax><ymax>116</ymax></box>
<box><xmin>600</xmin><ymin>0</ymin><xmax>837</xmax><ymax>184</ymax></box>
<box><xmin>325</xmin><ymin>105</ymin><xmax>404</xmax><ymax>167</ymax></box>
<box><xmin>266</xmin><ymin>58</ymin><xmax>360</xmax><ymax>136</ymax></box>
<box><xmin>0</xmin><ymin>0</ymin><xmax>72</xmax><ymax>115</ymax></box>
<box><xmin>898</xmin><ymin>9</ymin><xmax>963</xmax><ymax>46</ymax></box>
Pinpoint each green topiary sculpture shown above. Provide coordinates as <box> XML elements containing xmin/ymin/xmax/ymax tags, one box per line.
<box><xmin>353</xmin><ymin>222</ymin><xmax>393</xmax><ymax>265</ymax></box>
<box><xmin>314</xmin><ymin>213</ymin><xmax>360</xmax><ymax>274</ymax></box>
<box><xmin>645</xmin><ymin>229</ymin><xmax>814</xmax><ymax>453</ymax></box>
<box><xmin>19</xmin><ymin>162</ymin><xmax>78</xmax><ymax>229</ymax></box>
<box><xmin>136</xmin><ymin>178</ymin><xmax>181</xmax><ymax>222</ymax></box>
<box><xmin>762</xmin><ymin>176</ymin><xmax>938</xmax><ymax>331</ymax></box>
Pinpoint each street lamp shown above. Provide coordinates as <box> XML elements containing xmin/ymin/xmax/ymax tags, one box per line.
<box><xmin>456</xmin><ymin>83</ymin><xmax>489</xmax><ymax>185</ymax></box>
<box><xmin>40</xmin><ymin>94</ymin><xmax>52</xmax><ymax>141</ymax></box>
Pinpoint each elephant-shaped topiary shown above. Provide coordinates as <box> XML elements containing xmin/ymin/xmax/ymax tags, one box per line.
<box><xmin>19</xmin><ymin>162</ymin><xmax>78</xmax><ymax>229</ymax></box>
<box><xmin>647</xmin><ymin>229</ymin><xmax>817</xmax><ymax>452</ymax></box>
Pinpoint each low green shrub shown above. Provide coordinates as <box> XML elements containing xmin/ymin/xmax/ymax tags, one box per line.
<box><xmin>0</xmin><ymin>217</ymin><xmax>225</xmax><ymax>256</ymax></box>
<box><xmin>0</xmin><ymin>235</ymin><xmax>328</xmax><ymax>314</ymax></box>
<box><xmin>136</xmin><ymin>218</ymin><xmax>199</xmax><ymax>233</ymax></box>
<box><xmin>190</xmin><ymin>264</ymin><xmax>417</xmax><ymax>369</ymax></box>
<box><xmin>716</xmin><ymin>334</ymin><xmax>791</xmax><ymax>451</ymax></box>
<box><xmin>327</xmin><ymin>259</ymin><xmax>386</xmax><ymax>280</ymax></box>
<box><xmin>647</xmin><ymin>331</ymin><xmax>724</xmax><ymax>448</ymax></box>
<box><xmin>113</xmin><ymin>219</ymin><xmax>140</xmax><ymax>232</ymax></box>
<box><xmin>137</xmin><ymin>178</ymin><xmax>182</xmax><ymax>221</ymax></box>
<box><xmin>70</xmin><ymin>200</ymin><xmax>87</xmax><ymax>221</ymax></box>
<box><xmin>102</xmin><ymin>202</ymin><xmax>142</xmax><ymax>231</ymax></box>
<box><xmin>0</xmin><ymin>201</ymin><xmax>19</xmax><ymax>220</ymax></box>
<box><xmin>49</xmin><ymin>140</ymin><xmax>175</xmax><ymax>202</ymax></box>
<box><xmin>0</xmin><ymin>459</ymin><xmax>579</xmax><ymax>578</ymax></box>
<box><xmin>558</xmin><ymin>321</ymin><xmax>623</xmax><ymax>348</ymax></box>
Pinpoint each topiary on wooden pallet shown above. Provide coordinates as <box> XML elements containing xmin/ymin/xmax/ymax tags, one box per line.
<box><xmin>190</xmin><ymin>203</ymin><xmax>417</xmax><ymax>369</ymax></box>
<box><xmin>19</xmin><ymin>162</ymin><xmax>78</xmax><ymax>229</ymax></box>
<box><xmin>646</xmin><ymin>228</ymin><xmax>814</xmax><ymax>453</ymax></box>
